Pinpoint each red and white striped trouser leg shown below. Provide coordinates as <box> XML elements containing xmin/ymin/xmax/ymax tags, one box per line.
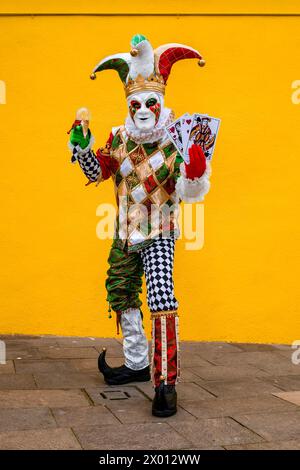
<box><xmin>151</xmin><ymin>311</ymin><xmax>180</xmax><ymax>387</ymax></box>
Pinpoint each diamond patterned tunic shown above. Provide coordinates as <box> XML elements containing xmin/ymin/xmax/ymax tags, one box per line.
<box><xmin>107</xmin><ymin>126</ymin><xmax>183</xmax><ymax>252</ymax></box>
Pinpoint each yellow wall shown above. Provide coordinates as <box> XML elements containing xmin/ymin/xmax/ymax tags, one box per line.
<box><xmin>0</xmin><ymin>1</ymin><xmax>300</xmax><ymax>343</ymax></box>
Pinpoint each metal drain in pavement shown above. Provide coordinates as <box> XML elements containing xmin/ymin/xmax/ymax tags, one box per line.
<box><xmin>100</xmin><ymin>389</ymin><xmax>131</xmax><ymax>400</ymax></box>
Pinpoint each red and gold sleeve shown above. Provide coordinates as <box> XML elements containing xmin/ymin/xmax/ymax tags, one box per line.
<box><xmin>95</xmin><ymin>132</ymin><xmax>114</xmax><ymax>181</ymax></box>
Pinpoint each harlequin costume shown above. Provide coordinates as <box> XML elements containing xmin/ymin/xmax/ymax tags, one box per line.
<box><xmin>68</xmin><ymin>34</ymin><xmax>211</xmax><ymax>417</ymax></box>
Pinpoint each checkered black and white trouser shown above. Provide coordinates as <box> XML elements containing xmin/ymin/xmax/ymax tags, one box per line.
<box><xmin>140</xmin><ymin>238</ymin><xmax>178</xmax><ymax>312</ymax></box>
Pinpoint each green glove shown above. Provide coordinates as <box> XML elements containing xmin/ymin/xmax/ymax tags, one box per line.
<box><xmin>70</xmin><ymin>125</ymin><xmax>91</xmax><ymax>150</ymax></box>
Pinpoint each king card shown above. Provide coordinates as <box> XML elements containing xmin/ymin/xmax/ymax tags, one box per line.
<box><xmin>185</xmin><ymin>114</ymin><xmax>221</xmax><ymax>161</ymax></box>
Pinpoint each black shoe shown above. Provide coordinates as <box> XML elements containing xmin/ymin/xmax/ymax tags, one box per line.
<box><xmin>98</xmin><ymin>347</ymin><xmax>150</xmax><ymax>385</ymax></box>
<box><xmin>152</xmin><ymin>378</ymin><xmax>177</xmax><ymax>417</ymax></box>
<box><xmin>97</xmin><ymin>348</ymin><xmax>123</xmax><ymax>378</ymax></box>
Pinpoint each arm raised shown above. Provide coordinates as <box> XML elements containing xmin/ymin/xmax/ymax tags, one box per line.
<box><xmin>68</xmin><ymin>108</ymin><xmax>113</xmax><ymax>185</ymax></box>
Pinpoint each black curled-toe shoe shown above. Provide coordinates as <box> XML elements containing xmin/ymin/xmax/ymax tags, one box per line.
<box><xmin>152</xmin><ymin>377</ymin><xmax>177</xmax><ymax>417</ymax></box>
<box><xmin>98</xmin><ymin>347</ymin><xmax>150</xmax><ymax>385</ymax></box>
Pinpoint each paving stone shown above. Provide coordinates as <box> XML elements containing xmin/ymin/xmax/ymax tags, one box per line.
<box><xmin>272</xmin><ymin>391</ymin><xmax>300</xmax><ymax>406</ymax></box>
<box><xmin>136</xmin><ymin>381</ymin><xmax>215</xmax><ymax>401</ymax></box>
<box><xmin>134</xmin><ymin>381</ymin><xmax>155</xmax><ymax>399</ymax></box>
<box><xmin>0</xmin><ymin>428</ymin><xmax>81</xmax><ymax>450</ymax></box>
<box><xmin>57</xmin><ymin>337</ymin><xmax>123</xmax><ymax>350</ymax></box>
<box><xmin>233</xmin><ymin>410</ymin><xmax>300</xmax><ymax>441</ymax></box>
<box><xmin>178</xmin><ymin>368</ymin><xmax>205</xmax><ymax>382</ymax></box>
<box><xmin>0</xmin><ymin>374</ymin><xmax>36</xmax><ymax>390</ymax></box>
<box><xmin>52</xmin><ymin>405</ymin><xmax>120</xmax><ymax>427</ymax></box>
<box><xmin>169</xmin><ymin>418</ymin><xmax>264</xmax><ymax>447</ymax></box>
<box><xmin>190</xmin><ymin>365</ymin><xmax>269</xmax><ymax>381</ymax></box>
<box><xmin>55</xmin><ymin>337</ymin><xmax>105</xmax><ymax>347</ymax></box>
<box><xmin>234</xmin><ymin>343</ymin><xmax>277</xmax><ymax>352</ymax></box>
<box><xmin>179</xmin><ymin>445</ymin><xmax>225</xmax><ymax>450</ymax></box>
<box><xmin>38</xmin><ymin>346</ymin><xmax>99</xmax><ymax>359</ymax></box>
<box><xmin>194</xmin><ymin>351</ymin><xmax>243</xmax><ymax>364</ymax></box>
<box><xmin>179</xmin><ymin>352</ymin><xmax>214</xmax><ymax>367</ymax></box>
<box><xmin>264</xmin><ymin>375</ymin><xmax>300</xmax><ymax>391</ymax></box>
<box><xmin>85</xmin><ymin>386</ymin><xmax>149</xmax><ymax>405</ymax></box>
<box><xmin>34</xmin><ymin>371</ymin><xmax>104</xmax><ymax>389</ymax></box>
<box><xmin>180</xmin><ymin>395</ymin><xmax>298</xmax><ymax>419</ymax></box>
<box><xmin>73</xmin><ymin>422</ymin><xmax>190</xmax><ymax>450</ymax></box>
<box><xmin>0</xmin><ymin>361</ymin><xmax>15</xmax><ymax>374</ymax></box>
<box><xmin>0</xmin><ymin>407</ymin><xmax>56</xmax><ymax>432</ymax></box>
<box><xmin>198</xmin><ymin>378</ymin><xmax>283</xmax><ymax>398</ymax></box>
<box><xmin>205</xmin><ymin>351</ymin><xmax>298</xmax><ymax>376</ymax></box>
<box><xmin>0</xmin><ymin>389</ymin><xmax>90</xmax><ymax>408</ymax></box>
<box><xmin>70</xmin><ymin>357</ymin><xmax>125</xmax><ymax>372</ymax></box>
<box><xmin>273</xmin><ymin>349</ymin><xmax>295</xmax><ymax>359</ymax></box>
<box><xmin>95</xmin><ymin>345</ymin><xmax>134</xmax><ymax>357</ymax></box>
<box><xmin>93</xmin><ymin>356</ymin><xmax>127</xmax><ymax>368</ymax></box>
<box><xmin>14</xmin><ymin>360</ymin><xmax>76</xmax><ymax>374</ymax></box>
<box><xmin>1</xmin><ymin>335</ymin><xmax>300</xmax><ymax>450</ymax></box>
<box><xmin>260</xmin><ymin>363</ymin><xmax>300</xmax><ymax>376</ymax></box>
<box><xmin>180</xmin><ymin>341</ymin><xmax>241</xmax><ymax>354</ymax></box>
<box><xmin>106</xmin><ymin>399</ymin><xmax>196</xmax><ymax>424</ymax></box>
<box><xmin>5</xmin><ymin>347</ymin><xmax>42</xmax><ymax>360</ymax></box>
<box><xmin>69</xmin><ymin>358</ymin><xmax>98</xmax><ymax>372</ymax></box>
<box><xmin>177</xmin><ymin>382</ymin><xmax>216</xmax><ymax>401</ymax></box>
<box><xmin>225</xmin><ymin>439</ymin><xmax>300</xmax><ymax>450</ymax></box>
<box><xmin>3</xmin><ymin>338</ymin><xmax>59</xmax><ymax>347</ymax></box>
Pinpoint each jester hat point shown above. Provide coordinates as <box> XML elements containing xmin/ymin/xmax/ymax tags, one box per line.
<box><xmin>90</xmin><ymin>34</ymin><xmax>205</xmax><ymax>97</ymax></box>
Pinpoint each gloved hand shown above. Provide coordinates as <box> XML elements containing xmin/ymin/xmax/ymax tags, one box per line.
<box><xmin>184</xmin><ymin>144</ymin><xmax>207</xmax><ymax>180</ymax></box>
<box><xmin>70</xmin><ymin>123</ymin><xmax>91</xmax><ymax>150</ymax></box>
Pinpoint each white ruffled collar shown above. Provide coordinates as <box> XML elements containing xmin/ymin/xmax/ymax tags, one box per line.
<box><xmin>124</xmin><ymin>107</ymin><xmax>174</xmax><ymax>144</ymax></box>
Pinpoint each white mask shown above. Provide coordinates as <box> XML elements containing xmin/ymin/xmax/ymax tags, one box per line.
<box><xmin>127</xmin><ymin>91</ymin><xmax>163</xmax><ymax>131</ymax></box>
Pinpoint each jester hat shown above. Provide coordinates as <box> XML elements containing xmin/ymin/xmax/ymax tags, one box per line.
<box><xmin>90</xmin><ymin>34</ymin><xmax>205</xmax><ymax>97</ymax></box>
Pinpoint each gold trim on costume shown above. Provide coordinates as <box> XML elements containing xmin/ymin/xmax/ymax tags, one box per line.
<box><xmin>150</xmin><ymin>310</ymin><xmax>178</xmax><ymax>319</ymax></box>
<box><xmin>95</xmin><ymin>172</ymin><xmax>104</xmax><ymax>187</ymax></box>
<box><xmin>161</xmin><ymin>315</ymin><xmax>168</xmax><ymax>384</ymax></box>
<box><xmin>175</xmin><ymin>315</ymin><xmax>181</xmax><ymax>384</ymax></box>
<box><xmin>150</xmin><ymin>317</ymin><xmax>156</xmax><ymax>386</ymax></box>
<box><xmin>125</xmin><ymin>73</ymin><xmax>166</xmax><ymax>97</ymax></box>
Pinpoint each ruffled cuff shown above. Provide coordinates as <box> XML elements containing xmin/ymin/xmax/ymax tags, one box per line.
<box><xmin>175</xmin><ymin>161</ymin><xmax>211</xmax><ymax>203</ymax></box>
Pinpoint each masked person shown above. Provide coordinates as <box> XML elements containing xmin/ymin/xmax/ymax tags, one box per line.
<box><xmin>68</xmin><ymin>34</ymin><xmax>211</xmax><ymax>417</ymax></box>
